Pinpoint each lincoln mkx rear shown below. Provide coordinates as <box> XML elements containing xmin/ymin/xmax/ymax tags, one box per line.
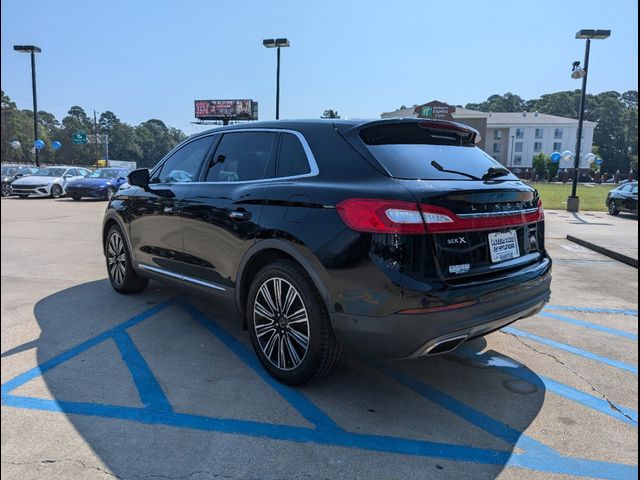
<box><xmin>103</xmin><ymin>118</ymin><xmax>552</xmax><ymax>385</ymax></box>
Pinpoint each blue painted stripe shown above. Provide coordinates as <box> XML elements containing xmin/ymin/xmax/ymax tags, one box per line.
<box><xmin>545</xmin><ymin>306</ymin><xmax>638</xmax><ymax>317</ymax></box>
<box><xmin>1</xmin><ymin>300</ymin><xmax>174</xmax><ymax>397</ymax></box>
<box><xmin>3</xmin><ymin>393</ymin><xmax>636</xmax><ymax>480</ymax></box>
<box><xmin>179</xmin><ymin>301</ymin><xmax>342</xmax><ymax>432</ymax></box>
<box><xmin>457</xmin><ymin>348</ymin><xmax>638</xmax><ymax>425</ymax></box>
<box><xmin>540</xmin><ymin>311</ymin><xmax>638</xmax><ymax>341</ymax></box>
<box><xmin>373</xmin><ymin>360</ymin><xmax>555</xmax><ymax>456</ymax></box>
<box><xmin>503</xmin><ymin>327</ymin><xmax>638</xmax><ymax>375</ymax></box>
<box><xmin>113</xmin><ymin>330</ymin><xmax>172</xmax><ymax>412</ymax></box>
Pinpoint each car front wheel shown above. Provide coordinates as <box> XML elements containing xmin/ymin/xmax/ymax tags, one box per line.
<box><xmin>106</xmin><ymin>186</ymin><xmax>116</xmax><ymax>199</ymax></box>
<box><xmin>105</xmin><ymin>225</ymin><xmax>149</xmax><ymax>293</ymax></box>
<box><xmin>1</xmin><ymin>184</ymin><xmax>11</xmax><ymax>197</ymax></box>
<box><xmin>50</xmin><ymin>184</ymin><xmax>63</xmax><ymax>199</ymax></box>
<box><xmin>247</xmin><ymin>260</ymin><xmax>342</xmax><ymax>385</ymax></box>
<box><xmin>608</xmin><ymin>200</ymin><xmax>620</xmax><ymax>216</ymax></box>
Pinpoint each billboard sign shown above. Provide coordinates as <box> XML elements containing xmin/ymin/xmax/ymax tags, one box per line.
<box><xmin>194</xmin><ymin>99</ymin><xmax>257</xmax><ymax>120</ymax></box>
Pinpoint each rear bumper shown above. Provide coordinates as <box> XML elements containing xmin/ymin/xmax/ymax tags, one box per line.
<box><xmin>331</xmin><ymin>260</ymin><xmax>551</xmax><ymax>359</ymax></box>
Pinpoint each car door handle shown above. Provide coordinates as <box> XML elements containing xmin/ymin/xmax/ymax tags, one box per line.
<box><xmin>229</xmin><ymin>210</ymin><xmax>251</xmax><ymax>221</ymax></box>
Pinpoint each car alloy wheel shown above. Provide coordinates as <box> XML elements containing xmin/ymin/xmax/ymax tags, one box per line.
<box><xmin>107</xmin><ymin>231</ymin><xmax>127</xmax><ymax>287</ymax></box>
<box><xmin>253</xmin><ymin>277</ymin><xmax>310</xmax><ymax>371</ymax></box>
<box><xmin>51</xmin><ymin>184</ymin><xmax>63</xmax><ymax>199</ymax></box>
<box><xmin>608</xmin><ymin>200</ymin><xmax>619</xmax><ymax>215</ymax></box>
<box><xmin>107</xmin><ymin>187</ymin><xmax>116</xmax><ymax>199</ymax></box>
<box><xmin>1</xmin><ymin>184</ymin><xmax>10</xmax><ymax>197</ymax></box>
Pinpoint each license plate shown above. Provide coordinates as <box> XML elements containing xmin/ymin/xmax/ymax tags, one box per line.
<box><xmin>488</xmin><ymin>230</ymin><xmax>520</xmax><ymax>263</ymax></box>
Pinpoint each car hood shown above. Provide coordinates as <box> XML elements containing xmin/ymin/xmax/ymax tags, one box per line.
<box><xmin>67</xmin><ymin>177</ymin><xmax>115</xmax><ymax>187</ymax></box>
<box><xmin>11</xmin><ymin>175</ymin><xmax>57</xmax><ymax>185</ymax></box>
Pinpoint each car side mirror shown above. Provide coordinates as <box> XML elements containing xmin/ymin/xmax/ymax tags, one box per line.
<box><xmin>128</xmin><ymin>168</ymin><xmax>149</xmax><ymax>188</ymax></box>
<box><xmin>14</xmin><ymin>173</ymin><xmax>23</xmax><ymax>178</ymax></box>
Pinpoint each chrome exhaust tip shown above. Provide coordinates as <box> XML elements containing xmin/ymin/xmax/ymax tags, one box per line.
<box><xmin>421</xmin><ymin>334</ymin><xmax>468</xmax><ymax>356</ymax></box>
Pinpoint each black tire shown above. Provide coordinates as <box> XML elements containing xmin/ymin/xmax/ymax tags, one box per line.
<box><xmin>71</xmin><ymin>195</ymin><xmax>82</xmax><ymax>201</ymax></box>
<box><xmin>247</xmin><ymin>260</ymin><xmax>342</xmax><ymax>385</ymax></box>
<box><xmin>608</xmin><ymin>200</ymin><xmax>620</xmax><ymax>216</ymax></box>
<box><xmin>105</xmin><ymin>225</ymin><xmax>148</xmax><ymax>294</ymax></box>
<box><xmin>50</xmin><ymin>184</ymin><xmax>63</xmax><ymax>199</ymax></box>
<box><xmin>1</xmin><ymin>184</ymin><xmax>11</xmax><ymax>197</ymax></box>
<box><xmin>106</xmin><ymin>187</ymin><xmax>116</xmax><ymax>199</ymax></box>
<box><xmin>17</xmin><ymin>195</ymin><xmax>28</xmax><ymax>199</ymax></box>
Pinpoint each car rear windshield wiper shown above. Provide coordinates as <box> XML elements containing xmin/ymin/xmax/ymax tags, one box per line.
<box><xmin>482</xmin><ymin>167</ymin><xmax>511</xmax><ymax>181</ymax></box>
<box><xmin>430</xmin><ymin>161</ymin><xmax>481</xmax><ymax>181</ymax></box>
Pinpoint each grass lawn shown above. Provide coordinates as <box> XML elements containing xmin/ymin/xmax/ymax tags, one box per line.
<box><xmin>526</xmin><ymin>182</ymin><xmax>613</xmax><ymax>211</ymax></box>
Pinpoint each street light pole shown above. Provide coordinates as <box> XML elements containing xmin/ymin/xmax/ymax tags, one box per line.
<box><xmin>263</xmin><ymin>38</ymin><xmax>290</xmax><ymax>120</ymax></box>
<box><xmin>566</xmin><ymin>29</ymin><xmax>610</xmax><ymax>212</ymax></box>
<box><xmin>276</xmin><ymin>46</ymin><xmax>281</xmax><ymax>120</ymax></box>
<box><xmin>571</xmin><ymin>38</ymin><xmax>590</xmax><ymax>199</ymax></box>
<box><xmin>13</xmin><ymin>45</ymin><xmax>42</xmax><ymax>167</ymax></box>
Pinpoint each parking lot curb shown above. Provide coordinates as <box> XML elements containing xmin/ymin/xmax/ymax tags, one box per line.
<box><xmin>566</xmin><ymin>235</ymin><xmax>639</xmax><ymax>269</ymax></box>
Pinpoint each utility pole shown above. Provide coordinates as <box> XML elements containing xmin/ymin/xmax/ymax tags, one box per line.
<box><xmin>94</xmin><ymin>110</ymin><xmax>99</xmax><ymax>162</ymax></box>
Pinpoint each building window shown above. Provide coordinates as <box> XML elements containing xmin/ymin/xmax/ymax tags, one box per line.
<box><xmin>535</xmin><ymin>128</ymin><xmax>544</xmax><ymax>139</ymax></box>
<box><xmin>513</xmin><ymin>156</ymin><xmax>522</xmax><ymax>165</ymax></box>
<box><xmin>516</xmin><ymin>128</ymin><xmax>524</xmax><ymax>139</ymax></box>
<box><xmin>534</xmin><ymin>142</ymin><xmax>542</xmax><ymax>152</ymax></box>
<box><xmin>493</xmin><ymin>143</ymin><xmax>501</xmax><ymax>153</ymax></box>
<box><xmin>493</xmin><ymin>130</ymin><xmax>502</xmax><ymax>140</ymax></box>
<box><xmin>553</xmin><ymin>142</ymin><xmax>562</xmax><ymax>151</ymax></box>
<box><xmin>554</xmin><ymin>128</ymin><xmax>563</xmax><ymax>139</ymax></box>
<box><xmin>515</xmin><ymin>142</ymin><xmax>523</xmax><ymax>153</ymax></box>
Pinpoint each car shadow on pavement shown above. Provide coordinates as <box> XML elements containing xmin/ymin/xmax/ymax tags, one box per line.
<box><xmin>3</xmin><ymin>279</ymin><xmax>546</xmax><ymax>479</ymax></box>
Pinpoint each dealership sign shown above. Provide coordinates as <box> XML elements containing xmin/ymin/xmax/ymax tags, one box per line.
<box><xmin>194</xmin><ymin>99</ymin><xmax>258</xmax><ymax>120</ymax></box>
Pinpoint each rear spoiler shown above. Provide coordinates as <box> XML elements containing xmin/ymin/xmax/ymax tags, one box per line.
<box><xmin>335</xmin><ymin>118</ymin><xmax>482</xmax><ymax>145</ymax></box>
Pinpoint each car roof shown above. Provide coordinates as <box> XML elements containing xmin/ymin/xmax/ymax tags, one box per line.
<box><xmin>186</xmin><ymin>117</ymin><xmax>478</xmax><ymax>140</ymax></box>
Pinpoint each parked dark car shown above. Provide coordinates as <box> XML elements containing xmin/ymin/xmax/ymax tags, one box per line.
<box><xmin>102</xmin><ymin>119</ymin><xmax>552</xmax><ymax>385</ymax></box>
<box><xmin>1</xmin><ymin>166</ymin><xmax>38</xmax><ymax>197</ymax></box>
<box><xmin>65</xmin><ymin>168</ymin><xmax>130</xmax><ymax>200</ymax></box>
<box><xmin>606</xmin><ymin>181</ymin><xmax>638</xmax><ymax>215</ymax></box>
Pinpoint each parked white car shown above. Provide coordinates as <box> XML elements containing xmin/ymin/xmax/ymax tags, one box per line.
<box><xmin>10</xmin><ymin>166</ymin><xmax>92</xmax><ymax>198</ymax></box>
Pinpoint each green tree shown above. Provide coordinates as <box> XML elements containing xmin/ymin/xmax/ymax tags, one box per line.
<box><xmin>321</xmin><ymin>109</ymin><xmax>340</xmax><ymax>119</ymax></box>
<box><xmin>465</xmin><ymin>93</ymin><xmax>526</xmax><ymax>112</ymax></box>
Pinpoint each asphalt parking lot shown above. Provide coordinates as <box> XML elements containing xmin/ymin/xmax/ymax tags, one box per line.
<box><xmin>1</xmin><ymin>197</ymin><xmax>637</xmax><ymax>480</ymax></box>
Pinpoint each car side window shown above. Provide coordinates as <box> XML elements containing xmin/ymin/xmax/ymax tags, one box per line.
<box><xmin>152</xmin><ymin>136</ymin><xmax>216</xmax><ymax>184</ymax></box>
<box><xmin>65</xmin><ymin>169</ymin><xmax>77</xmax><ymax>177</ymax></box>
<box><xmin>79</xmin><ymin>168</ymin><xmax>90</xmax><ymax>176</ymax></box>
<box><xmin>205</xmin><ymin>132</ymin><xmax>277</xmax><ymax>182</ymax></box>
<box><xmin>620</xmin><ymin>184</ymin><xmax>632</xmax><ymax>192</ymax></box>
<box><xmin>277</xmin><ymin>133</ymin><xmax>311</xmax><ymax>177</ymax></box>
<box><xmin>631</xmin><ymin>185</ymin><xmax>638</xmax><ymax>194</ymax></box>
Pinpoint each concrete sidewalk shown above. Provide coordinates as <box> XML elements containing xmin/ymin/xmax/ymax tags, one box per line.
<box><xmin>545</xmin><ymin>210</ymin><xmax>638</xmax><ymax>267</ymax></box>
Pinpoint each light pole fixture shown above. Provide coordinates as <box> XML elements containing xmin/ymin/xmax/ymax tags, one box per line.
<box><xmin>566</xmin><ymin>29</ymin><xmax>610</xmax><ymax>212</ymax></box>
<box><xmin>13</xmin><ymin>45</ymin><xmax>42</xmax><ymax>167</ymax></box>
<box><xmin>263</xmin><ymin>38</ymin><xmax>290</xmax><ymax>120</ymax></box>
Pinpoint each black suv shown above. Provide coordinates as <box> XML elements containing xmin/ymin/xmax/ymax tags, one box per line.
<box><xmin>102</xmin><ymin>119</ymin><xmax>551</xmax><ymax>385</ymax></box>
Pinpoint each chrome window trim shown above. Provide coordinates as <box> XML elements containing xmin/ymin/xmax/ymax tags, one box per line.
<box><xmin>150</xmin><ymin>128</ymin><xmax>319</xmax><ymax>186</ymax></box>
<box><xmin>457</xmin><ymin>207</ymin><xmax>539</xmax><ymax>218</ymax></box>
<box><xmin>138</xmin><ymin>264</ymin><xmax>226</xmax><ymax>291</ymax></box>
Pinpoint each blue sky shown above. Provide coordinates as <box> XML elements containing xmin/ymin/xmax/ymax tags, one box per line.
<box><xmin>1</xmin><ymin>0</ymin><xmax>637</xmax><ymax>135</ymax></box>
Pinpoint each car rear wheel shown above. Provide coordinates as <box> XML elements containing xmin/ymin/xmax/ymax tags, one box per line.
<box><xmin>105</xmin><ymin>225</ymin><xmax>149</xmax><ymax>293</ymax></box>
<box><xmin>608</xmin><ymin>200</ymin><xmax>620</xmax><ymax>216</ymax></box>
<box><xmin>50</xmin><ymin>184</ymin><xmax>63</xmax><ymax>199</ymax></box>
<box><xmin>247</xmin><ymin>260</ymin><xmax>342</xmax><ymax>385</ymax></box>
<box><xmin>71</xmin><ymin>195</ymin><xmax>82</xmax><ymax>201</ymax></box>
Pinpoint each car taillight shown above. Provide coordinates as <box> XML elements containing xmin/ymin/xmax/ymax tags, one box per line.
<box><xmin>336</xmin><ymin>198</ymin><xmax>545</xmax><ymax>235</ymax></box>
<box><xmin>335</xmin><ymin>198</ymin><xmax>426</xmax><ymax>234</ymax></box>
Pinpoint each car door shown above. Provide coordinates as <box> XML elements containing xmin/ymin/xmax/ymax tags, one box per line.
<box><xmin>624</xmin><ymin>184</ymin><xmax>638</xmax><ymax>212</ymax></box>
<box><xmin>179</xmin><ymin>130</ymin><xmax>279</xmax><ymax>291</ymax></box>
<box><xmin>128</xmin><ymin>134</ymin><xmax>217</xmax><ymax>275</ymax></box>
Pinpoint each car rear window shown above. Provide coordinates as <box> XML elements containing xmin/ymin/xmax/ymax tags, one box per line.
<box><xmin>359</xmin><ymin>122</ymin><xmax>517</xmax><ymax>181</ymax></box>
